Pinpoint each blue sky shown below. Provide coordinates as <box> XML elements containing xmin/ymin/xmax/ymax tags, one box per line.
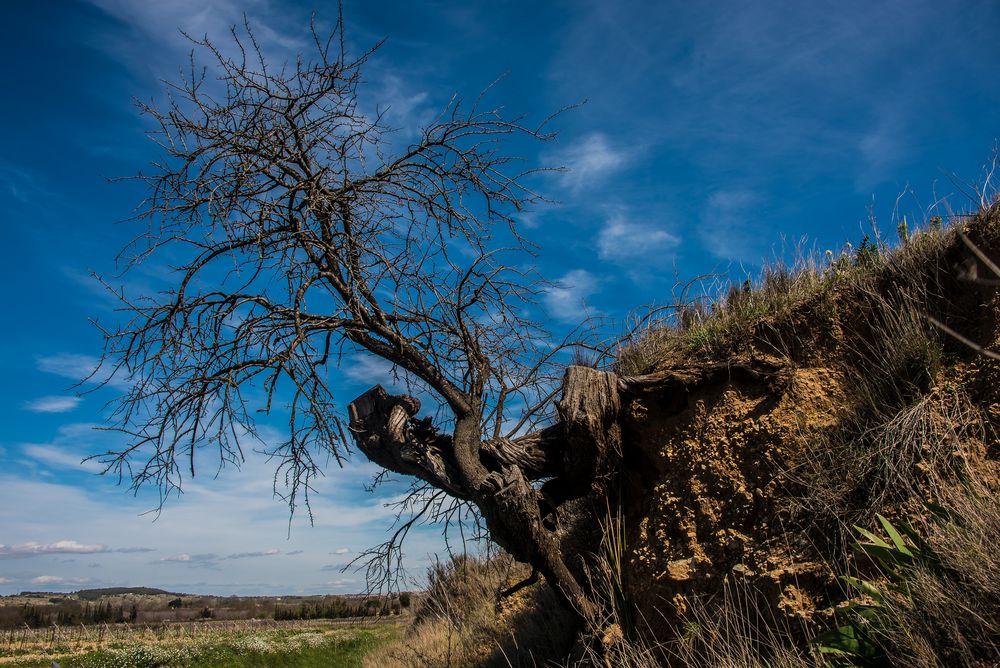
<box><xmin>1</xmin><ymin>0</ymin><xmax>998</xmax><ymax>596</ymax></box>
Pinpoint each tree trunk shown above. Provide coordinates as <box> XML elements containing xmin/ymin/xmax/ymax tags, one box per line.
<box><xmin>346</xmin><ymin>365</ymin><xmax>624</xmax><ymax>625</ymax></box>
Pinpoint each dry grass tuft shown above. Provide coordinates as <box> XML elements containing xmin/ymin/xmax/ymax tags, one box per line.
<box><xmin>362</xmin><ymin>554</ymin><xmax>575</xmax><ymax>668</ymax></box>
<box><xmin>664</xmin><ymin>583</ymin><xmax>819</xmax><ymax>668</ymax></box>
<box><xmin>615</xmin><ymin>215</ymin><xmax>960</xmax><ymax>376</ymax></box>
<box><xmin>564</xmin><ymin>576</ymin><xmax>819</xmax><ymax>667</ymax></box>
<box><xmin>791</xmin><ymin>386</ymin><xmax>987</xmax><ymax>560</ymax></box>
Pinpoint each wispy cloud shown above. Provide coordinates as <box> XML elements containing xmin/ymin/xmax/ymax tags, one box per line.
<box><xmin>320</xmin><ymin>564</ymin><xmax>346</xmax><ymax>572</ymax></box>
<box><xmin>597</xmin><ymin>214</ymin><xmax>680</xmax><ymax>265</ymax></box>
<box><xmin>0</xmin><ymin>541</ymin><xmax>153</xmax><ymax>561</ymax></box>
<box><xmin>23</xmin><ymin>395</ymin><xmax>81</xmax><ymax>413</ymax></box>
<box><xmin>340</xmin><ymin>355</ymin><xmax>397</xmax><ymax>387</ymax></box>
<box><xmin>0</xmin><ymin>160</ymin><xmax>55</xmax><ymax>204</ymax></box>
<box><xmin>856</xmin><ymin>103</ymin><xmax>911</xmax><ymax>191</ymax></box>
<box><xmin>338</xmin><ymin>354</ymin><xmax>436</xmax><ymax>410</ymax></box>
<box><xmin>23</xmin><ymin>443</ymin><xmax>103</xmax><ymax>474</ymax></box>
<box><xmin>324</xmin><ymin>578</ymin><xmax>356</xmax><ymax>588</ymax></box>
<box><xmin>545</xmin><ymin>0</ymin><xmax>996</xmax><ymax>201</ymax></box>
<box><xmin>544</xmin><ymin>269</ymin><xmax>600</xmax><ymax>323</ymax></box>
<box><xmin>36</xmin><ymin>353</ymin><xmax>100</xmax><ymax>383</ymax></box>
<box><xmin>551</xmin><ymin>133</ymin><xmax>628</xmax><ymax>192</ymax></box>
<box><xmin>83</xmin><ymin>0</ymin><xmax>311</xmax><ymax>93</ymax></box>
<box><xmin>159</xmin><ymin>549</ymin><xmax>281</xmax><ymax>566</ymax></box>
<box><xmin>31</xmin><ymin>575</ymin><xmax>93</xmax><ymax>586</ymax></box>
<box><xmin>36</xmin><ymin>353</ymin><xmax>133</xmax><ymax>390</ymax></box>
<box><xmin>85</xmin><ymin>0</ymin><xmax>303</xmax><ymax>54</ymax></box>
<box><xmin>1</xmin><ymin>418</ymin><xmax>461</xmax><ymax>595</ymax></box>
<box><xmin>374</xmin><ymin>73</ymin><xmax>432</xmax><ymax>133</ymax></box>
<box><xmin>330</xmin><ymin>547</ymin><xmax>350</xmax><ymax>555</ymax></box>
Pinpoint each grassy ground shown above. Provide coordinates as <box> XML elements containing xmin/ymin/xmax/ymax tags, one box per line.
<box><xmin>0</xmin><ymin>618</ymin><xmax>401</xmax><ymax>668</ymax></box>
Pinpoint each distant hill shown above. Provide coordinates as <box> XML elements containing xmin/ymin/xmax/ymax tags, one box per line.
<box><xmin>75</xmin><ymin>587</ymin><xmax>175</xmax><ymax>600</ymax></box>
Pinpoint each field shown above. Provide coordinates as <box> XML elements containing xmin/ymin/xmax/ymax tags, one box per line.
<box><xmin>0</xmin><ymin>618</ymin><xmax>401</xmax><ymax>667</ymax></box>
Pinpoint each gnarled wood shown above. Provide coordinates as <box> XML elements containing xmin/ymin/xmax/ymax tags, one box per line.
<box><xmin>348</xmin><ymin>385</ymin><xmax>468</xmax><ymax>498</ymax></box>
<box><xmin>481</xmin><ymin>423</ymin><xmax>563</xmax><ymax>478</ymax></box>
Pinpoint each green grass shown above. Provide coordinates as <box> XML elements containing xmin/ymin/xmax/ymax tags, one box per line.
<box><xmin>5</xmin><ymin>622</ymin><xmax>400</xmax><ymax>668</ymax></box>
<box><xmin>185</xmin><ymin>627</ymin><xmax>392</xmax><ymax>668</ymax></box>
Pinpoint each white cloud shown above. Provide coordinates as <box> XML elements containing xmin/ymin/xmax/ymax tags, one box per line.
<box><xmin>0</xmin><ymin>430</ymin><xmax>443</xmax><ymax>596</ymax></box>
<box><xmin>519</xmin><ymin>211</ymin><xmax>541</xmax><ymax>229</ymax></box>
<box><xmin>551</xmin><ymin>133</ymin><xmax>627</xmax><ymax>191</ymax></box>
<box><xmin>338</xmin><ymin>354</ymin><xmax>438</xmax><ymax>413</ymax></box>
<box><xmin>0</xmin><ymin>541</ymin><xmax>109</xmax><ymax>558</ymax></box>
<box><xmin>159</xmin><ymin>553</ymin><xmax>219</xmax><ymax>564</ymax></box>
<box><xmin>161</xmin><ymin>554</ymin><xmax>193</xmax><ymax>562</ymax></box>
<box><xmin>331</xmin><ymin>547</ymin><xmax>350</xmax><ymax>555</ymax></box>
<box><xmin>23</xmin><ymin>395</ymin><xmax>81</xmax><ymax>413</ymax></box>
<box><xmin>85</xmin><ymin>0</ymin><xmax>301</xmax><ymax>54</ymax></box>
<box><xmin>597</xmin><ymin>214</ymin><xmax>680</xmax><ymax>264</ymax></box>
<box><xmin>324</xmin><ymin>578</ymin><xmax>356</xmax><ymax>588</ymax></box>
<box><xmin>544</xmin><ymin>269</ymin><xmax>600</xmax><ymax>323</ymax></box>
<box><xmin>31</xmin><ymin>575</ymin><xmax>93</xmax><ymax>586</ymax></box>
<box><xmin>82</xmin><ymin>0</ymin><xmax>313</xmax><ymax>100</ymax></box>
<box><xmin>856</xmin><ymin>103</ymin><xmax>909</xmax><ymax>191</ymax></box>
<box><xmin>375</xmin><ymin>74</ymin><xmax>432</xmax><ymax>133</ymax></box>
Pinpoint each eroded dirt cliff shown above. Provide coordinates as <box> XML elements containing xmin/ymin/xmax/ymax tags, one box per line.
<box><xmin>612</xmin><ymin>206</ymin><xmax>1000</xmax><ymax>646</ymax></box>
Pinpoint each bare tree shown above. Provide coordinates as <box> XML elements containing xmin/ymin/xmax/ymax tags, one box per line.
<box><xmin>94</xmin><ymin>17</ymin><xmax>621</xmax><ymax>623</ymax></box>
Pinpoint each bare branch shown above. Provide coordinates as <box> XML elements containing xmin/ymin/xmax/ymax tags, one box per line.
<box><xmin>97</xmin><ymin>13</ymin><xmax>616</xmax><ymax>626</ymax></box>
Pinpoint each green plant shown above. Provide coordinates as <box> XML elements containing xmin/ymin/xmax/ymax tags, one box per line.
<box><xmin>813</xmin><ymin>512</ymin><xmax>945</xmax><ymax>666</ymax></box>
<box><xmin>854</xmin><ymin>235</ymin><xmax>880</xmax><ymax>268</ymax></box>
<box><xmin>896</xmin><ymin>218</ymin><xmax>909</xmax><ymax>245</ymax></box>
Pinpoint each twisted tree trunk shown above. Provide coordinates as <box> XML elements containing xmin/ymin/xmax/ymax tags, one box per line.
<box><xmin>347</xmin><ymin>365</ymin><xmax>623</xmax><ymax>623</ymax></box>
